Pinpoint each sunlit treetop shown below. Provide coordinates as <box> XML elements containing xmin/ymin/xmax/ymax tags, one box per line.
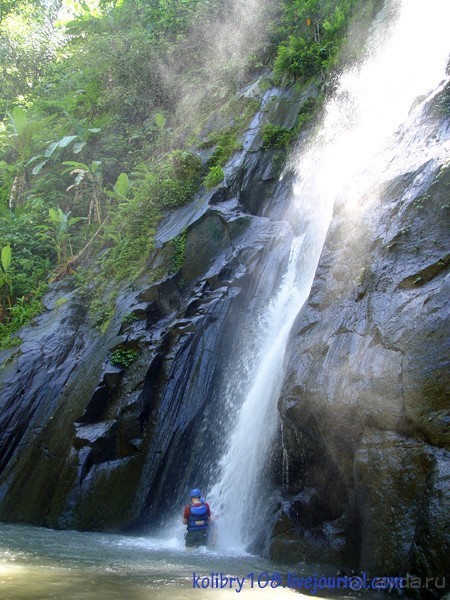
<box><xmin>57</xmin><ymin>0</ymin><xmax>103</xmax><ymax>23</ymax></box>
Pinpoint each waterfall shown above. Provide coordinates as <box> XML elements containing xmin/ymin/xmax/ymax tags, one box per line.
<box><xmin>207</xmin><ymin>0</ymin><xmax>450</xmax><ymax>551</ymax></box>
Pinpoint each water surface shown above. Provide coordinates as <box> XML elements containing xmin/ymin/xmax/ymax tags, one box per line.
<box><xmin>0</xmin><ymin>523</ymin><xmax>339</xmax><ymax>599</ymax></box>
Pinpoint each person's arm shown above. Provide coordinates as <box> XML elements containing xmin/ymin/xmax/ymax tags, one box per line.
<box><xmin>182</xmin><ymin>505</ymin><xmax>190</xmax><ymax>524</ymax></box>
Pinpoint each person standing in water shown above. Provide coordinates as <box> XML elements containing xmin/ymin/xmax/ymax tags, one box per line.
<box><xmin>182</xmin><ymin>488</ymin><xmax>211</xmax><ymax>548</ymax></box>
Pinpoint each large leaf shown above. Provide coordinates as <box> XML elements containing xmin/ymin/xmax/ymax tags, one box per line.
<box><xmin>62</xmin><ymin>160</ymin><xmax>89</xmax><ymax>174</ymax></box>
<box><xmin>28</xmin><ymin>154</ymin><xmax>44</xmax><ymax>165</ymax></box>
<box><xmin>44</xmin><ymin>141</ymin><xmax>60</xmax><ymax>158</ymax></box>
<box><xmin>113</xmin><ymin>173</ymin><xmax>131</xmax><ymax>198</ymax></box>
<box><xmin>11</xmin><ymin>108</ymin><xmax>27</xmax><ymax>135</ymax></box>
<box><xmin>32</xmin><ymin>160</ymin><xmax>49</xmax><ymax>175</ymax></box>
<box><xmin>73</xmin><ymin>141</ymin><xmax>86</xmax><ymax>154</ymax></box>
<box><xmin>154</xmin><ymin>113</ymin><xmax>166</xmax><ymax>129</ymax></box>
<box><xmin>59</xmin><ymin>135</ymin><xmax>79</xmax><ymax>149</ymax></box>
<box><xmin>68</xmin><ymin>216</ymin><xmax>86</xmax><ymax>227</ymax></box>
<box><xmin>48</xmin><ymin>208</ymin><xmax>60</xmax><ymax>223</ymax></box>
<box><xmin>1</xmin><ymin>244</ymin><xmax>12</xmax><ymax>272</ymax></box>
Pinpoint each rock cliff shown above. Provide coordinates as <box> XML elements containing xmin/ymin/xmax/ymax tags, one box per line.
<box><xmin>272</xmin><ymin>84</ymin><xmax>450</xmax><ymax>583</ymax></box>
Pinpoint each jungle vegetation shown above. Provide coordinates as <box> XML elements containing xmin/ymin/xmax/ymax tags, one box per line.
<box><xmin>0</xmin><ymin>0</ymin><xmax>374</xmax><ymax>348</ymax></box>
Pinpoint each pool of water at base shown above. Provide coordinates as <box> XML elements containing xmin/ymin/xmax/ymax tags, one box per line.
<box><xmin>0</xmin><ymin>522</ymin><xmax>381</xmax><ymax>600</ymax></box>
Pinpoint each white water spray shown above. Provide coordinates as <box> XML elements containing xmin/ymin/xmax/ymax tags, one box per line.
<box><xmin>208</xmin><ymin>0</ymin><xmax>450</xmax><ymax>551</ymax></box>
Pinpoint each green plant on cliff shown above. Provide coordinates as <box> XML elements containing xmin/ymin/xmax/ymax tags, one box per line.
<box><xmin>157</xmin><ymin>151</ymin><xmax>203</xmax><ymax>208</ymax></box>
<box><xmin>274</xmin><ymin>0</ymin><xmax>360</xmax><ymax>82</ymax></box>
<box><xmin>171</xmin><ymin>229</ymin><xmax>187</xmax><ymax>274</ymax></box>
<box><xmin>111</xmin><ymin>347</ymin><xmax>139</xmax><ymax>368</ymax></box>
<box><xmin>38</xmin><ymin>208</ymin><xmax>85</xmax><ymax>265</ymax></box>
<box><xmin>95</xmin><ymin>151</ymin><xmax>201</xmax><ymax>282</ymax></box>
<box><xmin>0</xmin><ymin>208</ymin><xmax>53</xmax><ymax>300</ymax></box>
<box><xmin>261</xmin><ymin>123</ymin><xmax>293</xmax><ymax>149</ymax></box>
<box><xmin>0</xmin><ymin>243</ymin><xmax>44</xmax><ymax>350</ymax></box>
<box><xmin>0</xmin><ymin>287</ymin><xmax>44</xmax><ymax>350</ymax></box>
<box><xmin>203</xmin><ymin>166</ymin><xmax>224</xmax><ymax>190</ymax></box>
<box><xmin>201</xmin><ymin>127</ymin><xmax>242</xmax><ymax>167</ymax></box>
<box><xmin>122</xmin><ymin>311</ymin><xmax>139</xmax><ymax>325</ymax></box>
<box><xmin>62</xmin><ymin>160</ymin><xmax>104</xmax><ymax>224</ymax></box>
<box><xmin>295</xmin><ymin>95</ymin><xmax>323</xmax><ymax>131</ymax></box>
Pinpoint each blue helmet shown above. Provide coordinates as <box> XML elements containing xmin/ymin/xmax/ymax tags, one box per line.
<box><xmin>190</xmin><ymin>488</ymin><xmax>201</xmax><ymax>498</ymax></box>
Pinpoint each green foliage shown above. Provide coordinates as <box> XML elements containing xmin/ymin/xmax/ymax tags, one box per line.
<box><xmin>30</xmin><ymin>127</ymin><xmax>101</xmax><ymax>175</ymax></box>
<box><xmin>0</xmin><ymin>332</ymin><xmax>21</xmax><ymax>351</ymax></box>
<box><xmin>200</xmin><ymin>127</ymin><xmax>242</xmax><ymax>168</ymax></box>
<box><xmin>38</xmin><ymin>207</ymin><xmax>84</xmax><ymax>264</ymax></box>
<box><xmin>134</xmin><ymin>150</ymin><xmax>202</xmax><ymax>210</ymax></box>
<box><xmin>0</xmin><ymin>208</ymin><xmax>53</xmax><ymax>300</ymax></box>
<box><xmin>296</xmin><ymin>95</ymin><xmax>322</xmax><ymax>130</ymax></box>
<box><xmin>114</xmin><ymin>173</ymin><xmax>130</xmax><ymax>197</ymax></box>
<box><xmin>8</xmin><ymin>293</ymin><xmax>41</xmax><ymax>326</ymax></box>
<box><xmin>158</xmin><ymin>151</ymin><xmax>203</xmax><ymax>207</ymax></box>
<box><xmin>275</xmin><ymin>36</ymin><xmax>329</xmax><ymax>81</ymax></box>
<box><xmin>171</xmin><ymin>229</ymin><xmax>187</xmax><ymax>273</ymax></box>
<box><xmin>0</xmin><ymin>108</ymin><xmax>59</xmax><ymax>207</ymax></box>
<box><xmin>54</xmin><ymin>296</ymin><xmax>68</xmax><ymax>308</ymax></box>
<box><xmin>0</xmin><ymin>288</ymin><xmax>43</xmax><ymax>350</ymax></box>
<box><xmin>122</xmin><ymin>311</ymin><xmax>139</xmax><ymax>324</ymax></box>
<box><xmin>96</xmin><ymin>152</ymin><xmax>201</xmax><ymax>281</ymax></box>
<box><xmin>111</xmin><ymin>347</ymin><xmax>139</xmax><ymax>368</ymax></box>
<box><xmin>203</xmin><ymin>165</ymin><xmax>224</xmax><ymax>190</ymax></box>
<box><xmin>62</xmin><ymin>159</ymin><xmax>104</xmax><ymax>223</ymax></box>
<box><xmin>0</xmin><ymin>243</ymin><xmax>12</xmax><ymax>305</ymax></box>
<box><xmin>0</xmin><ymin>0</ymin><xmax>61</xmax><ymax>105</ymax></box>
<box><xmin>209</xmin><ymin>141</ymin><xmax>238</xmax><ymax>167</ymax></box>
<box><xmin>0</xmin><ymin>108</ymin><xmax>53</xmax><ymax>165</ymax></box>
<box><xmin>154</xmin><ymin>113</ymin><xmax>166</xmax><ymax>129</ymax></box>
<box><xmin>0</xmin><ymin>0</ymin><xmax>361</xmax><ymax>347</ymax></box>
<box><xmin>1</xmin><ymin>242</ymin><xmax>11</xmax><ymax>271</ymax></box>
<box><xmin>105</xmin><ymin>172</ymin><xmax>132</xmax><ymax>203</ymax></box>
<box><xmin>274</xmin><ymin>0</ymin><xmax>359</xmax><ymax>82</ymax></box>
<box><xmin>261</xmin><ymin>124</ymin><xmax>292</xmax><ymax>149</ymax></box>
<box><xmin>86</xmin><ymin>286</ymin><xmax>118</xmax><ymax>333</ymax></box>
<box><xmin>0</xmin><ymin>0</ymin><xmax>262</xmax><ymax>345</ymax></box>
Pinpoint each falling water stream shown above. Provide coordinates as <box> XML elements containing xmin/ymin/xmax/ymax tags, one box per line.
<box><xmin>208</xmin><ymin>0</ymin><xmax>450</xmax><ymax>551</ymax></box>
<box><xmin>1</xmin><ymin>0</ymin><xmax>449</xmax><ymax>597</ymax></box>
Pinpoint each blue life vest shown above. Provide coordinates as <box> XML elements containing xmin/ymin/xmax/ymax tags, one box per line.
<box><xmin>187</xmin><ymin>502</ymin><xmax>209</xmax><ymax>531</ymax></box>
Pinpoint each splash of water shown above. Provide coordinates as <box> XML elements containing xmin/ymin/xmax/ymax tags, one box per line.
<box><xmin>208</xmin><ymin>236</ymin><xmax>305</xmax><ymax>548</ymax></box>
<box><xmin>207</xmin><ymin>0</ymin><xmax>450</xmax><ymax>551</ymax></box>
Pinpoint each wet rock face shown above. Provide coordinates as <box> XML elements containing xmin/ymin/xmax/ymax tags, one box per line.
<box><xmin>274</xmin><ymin>154</ymin><xmax>450</xmax><ymax>579</ymax></box>
<box><xmin>0</xmin><ymin>79</ymin><xmax>308</xmax><ymax>531</ymax></box>
<box><xmin>0</xmin><ymin>204</ymin><xmax>281</xmax><ymax>531</ymax></box>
